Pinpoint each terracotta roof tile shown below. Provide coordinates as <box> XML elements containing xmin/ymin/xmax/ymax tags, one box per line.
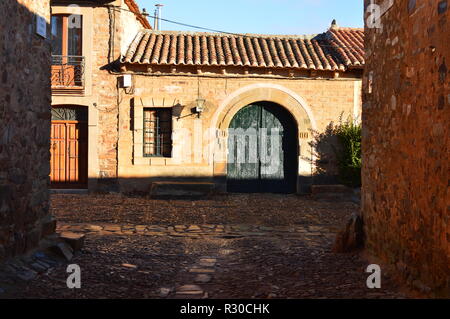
<box><xmin>122</xmin><ymin>27</ymin><xmax>364</xmax><ymax>71</ymax></box>
<box><xmin>327</xmin><ymin>27</ymin><xmax>365</xmax><ymax>67</ymax></box>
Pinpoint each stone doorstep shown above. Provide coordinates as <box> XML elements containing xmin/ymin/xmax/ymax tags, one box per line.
<box><xmin>150</xmin><ymin>181</ymin><xmax>215</xmax><ymax>198</ymax></box>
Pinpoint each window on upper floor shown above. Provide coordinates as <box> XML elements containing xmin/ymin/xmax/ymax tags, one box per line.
<box><xmin>51</xmin><ymin>14</ymin><xmax>84</xmax><ymax>92</ymax></box>
<box><xmin>51</xmin><ymin>14</ymin><xmax>83</xmax><ymax>57</ymax></box>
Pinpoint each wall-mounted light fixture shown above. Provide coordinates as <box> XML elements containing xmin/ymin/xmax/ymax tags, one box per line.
<box><xmin>173</xmin><ymin>99</ymin><xmax>206</xmax><ymax>121</ymax></box>
<box><xmin>194</xmin><ymin>98</ymin><xmax>206</xmax><ymax>117</ymax></box>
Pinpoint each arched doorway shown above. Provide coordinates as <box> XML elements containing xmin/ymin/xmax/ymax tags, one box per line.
<box><xmin>227</xmin><ymin>101</ymin><xmax>298</xmax><ymax>193</ymax></box>
<box><xmin>50</xmin><ymin>105</ymin><xmax>88</xmax><ymax>189</ymax></box>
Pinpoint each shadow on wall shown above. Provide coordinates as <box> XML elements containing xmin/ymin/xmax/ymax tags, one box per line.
<box><xmin>308</xmin><ymin>122</ymin><xmax>342</xmax><ymax>185</ymax></box>
<box><xmin>308</xmin><ymin>118</ymin><xmax>362</xmax><ymax>188</ymax></box>
<box><xmin>0</xmin><ymin>0</ymin><xmax>52</xmax><ymax>261</ymax></box>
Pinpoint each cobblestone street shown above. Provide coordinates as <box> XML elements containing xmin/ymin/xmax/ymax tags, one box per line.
<box><xmin>2</xmin><ymin>194</ymin><xmax>408</xmax><ymax>299</ymax></box>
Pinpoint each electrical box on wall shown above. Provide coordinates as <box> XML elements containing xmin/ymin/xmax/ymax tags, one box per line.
<box><xmin>119</xmin><ymin>74</ymin><xmax>132</xmax><ymax>88</ymax></box>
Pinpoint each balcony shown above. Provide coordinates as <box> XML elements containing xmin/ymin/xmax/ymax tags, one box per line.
<box><xmin>51</xmin><ymin>55</ymin><xmax>85</xmax><ymax>95</ymax></box>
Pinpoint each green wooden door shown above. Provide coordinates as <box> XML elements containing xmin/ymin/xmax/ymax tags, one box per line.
<box><xmin>227</xmin><ymin>102</ymin><xmax>297</xmax><ymax>193</ymax></box>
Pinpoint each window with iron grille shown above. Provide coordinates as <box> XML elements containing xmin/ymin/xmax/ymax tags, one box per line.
<box><xmin>143</xmin><ymin>108</ymin><xmax>172</xmax><ymax>157</ymax></box>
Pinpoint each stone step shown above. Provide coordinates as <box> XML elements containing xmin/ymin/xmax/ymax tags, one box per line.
<box><xmin>149</xmin><ymin>181</ymin><xmax>215</xmax><ymax>199</ymax></box>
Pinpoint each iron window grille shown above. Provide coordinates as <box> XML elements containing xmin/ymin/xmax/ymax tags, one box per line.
<box><xmin>143</xmin><ymin>108</ymin><xmax>172</xmax><ymax>157</ymax></box>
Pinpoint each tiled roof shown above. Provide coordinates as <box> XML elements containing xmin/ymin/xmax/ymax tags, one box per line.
<box><xmin>121</xmin><ymin>27</ymin><xmax>364</xmax><ymax>71</ymax></box>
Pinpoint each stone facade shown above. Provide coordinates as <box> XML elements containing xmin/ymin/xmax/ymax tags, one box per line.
<box><xmin>50</xmin><ymin>1</ymin><xmax>363</xmax><ymax>194</ymax></box>
<box><xmin>0</xmin><ymin>0</ymin><xmax>53</xmax><ymax>261</ymax></box>
<box><xmin>51</xmin><ymin>0</ymin><xmax>146</xmax><ymax>192</ymax></box>
<box><xmin>116</xmin><ymin>26</ymin><xmax>365</xmax><ymax>193</ymax></box>
<box><xmin>117</xmin><ymin>74</ymin><xmax>362</xmax><ymax>193</ymax></box>
<box><xmin>362</xmin><ymin>0</ymin><xmax>449</xmax><ymax>296</ymax></box>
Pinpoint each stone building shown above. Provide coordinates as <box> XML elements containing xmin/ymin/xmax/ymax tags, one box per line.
<box><xmin>49</xmin><ymin>0</ymin><xmax>365</xmax><ymax>194</ymax></box>
<box><xmin>362</xmin><ymin>0</ymin><xmax>449</xmax><ymax>296</ymax></box>
<box><xmin>49</xmin><ymin>0</ymin><xmax>151</xmax><ymax>191</ymax></box>
<box><xmin>0</xmin><ymin>0</ymin><xmax>53</xmax><ymax>260</ymax></box>
<box><xmin>118</xmin><ymin>26</ymin><xmax>364</xmax><ymax>194</ymax></box>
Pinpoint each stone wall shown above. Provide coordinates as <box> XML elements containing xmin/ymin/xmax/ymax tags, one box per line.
<box><xmin>89</xmin><ymin>1</ymin><xmax>145</xmax><ymax>192</ymax></box>
<box><xmin>0</xmin><ymin>0</ymin><xmax>53</xmax><ymax>261</ymax></box>
<box><xmin>51</xmin><ymin>0</ymin><xmax>149</xmax><ymax>192</ymax></box>
<box><xmin>91</xmin><ymin>4</ymin><xmax>121</xmax><ymax>191</ymax></box>
<box><xmin>362</xmin><ymin>0</ymin><xmax>449</xmax><ymax>296</ymax></box>
<box><xmin>50</xmin><ymin>0</ymin><xmax>362</xmax><ymax>193</ymax></box>
<box><xmin>116</xmin><ymin>73</ymin><xmax>362</xmax><ymax>192</ymax></box>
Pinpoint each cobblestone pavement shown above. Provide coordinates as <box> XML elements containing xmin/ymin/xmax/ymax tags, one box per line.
<box><xmin>1</xmin><ymin>194</ymin><xmax>409</xmax><ymax>299</ymax></box>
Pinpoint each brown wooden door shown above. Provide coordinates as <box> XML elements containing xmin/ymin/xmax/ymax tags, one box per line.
<box><xmin>50</xmin><ymin>121</ymin><xmax>88</xmax><ymax>188</ymax></box>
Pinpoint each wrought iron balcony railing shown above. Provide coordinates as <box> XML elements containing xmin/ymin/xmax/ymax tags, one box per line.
<box><xmin>51</xmin><ymin>55</ymin><xmax>85</xmax><ymax>90</ymax></box>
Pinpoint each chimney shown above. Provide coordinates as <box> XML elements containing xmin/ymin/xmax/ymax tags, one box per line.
<box><xmin>330</xmin><ymin>19</ymin><xmax>339</xmax><ymax>30</ymax></box>
<box><xmin>154</xmin><ymin>4</ymin><xmax>164</xmax><ymax>31</ymax></box>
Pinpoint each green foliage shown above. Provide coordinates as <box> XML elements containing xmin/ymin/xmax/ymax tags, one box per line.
<box><xmin>332</xmin><ymin>117</ymin><xmax>362</xmax><ymax>187</ymax></box>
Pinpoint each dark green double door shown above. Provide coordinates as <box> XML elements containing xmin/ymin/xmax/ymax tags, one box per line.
<box><xmin>227</xmin><ymin>102</ymin><xmax>298</xmax><ymax>193</ymax></box>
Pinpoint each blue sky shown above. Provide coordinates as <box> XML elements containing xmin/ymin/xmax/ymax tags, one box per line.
<box><xmin>136</xmin><ymin>0</ymin><xmax>364</xmax><ymax>35</ymax></box>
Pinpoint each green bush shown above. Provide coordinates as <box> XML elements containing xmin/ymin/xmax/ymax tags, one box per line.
<box><xmin>333</xmin><ymin>118</ymin><xmax>362</xmax><ymax>187</ymax></box>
